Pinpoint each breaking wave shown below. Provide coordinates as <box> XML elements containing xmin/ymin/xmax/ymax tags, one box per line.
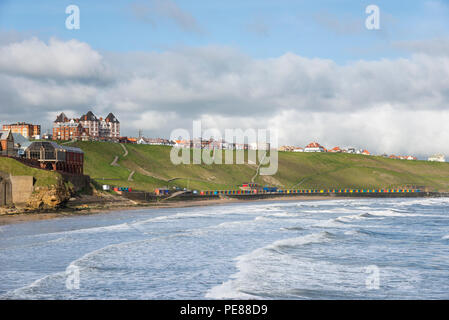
<box><xmin>206</xmin><ymin>232</ymin><xmax>335</xmax><ymax>299</ymax></box>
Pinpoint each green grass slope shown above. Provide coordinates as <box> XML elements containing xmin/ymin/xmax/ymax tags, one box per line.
<box><xmin>72</xmin><ymin>141</ymin><xmax>449</xmax><ymax>192</ymax></box>
<box><xmin>0</xmin><ymin>157</ymin><xmax>61</xmax><ymax>187</ymax></box>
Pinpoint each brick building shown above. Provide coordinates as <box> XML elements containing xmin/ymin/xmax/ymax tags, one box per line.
<box><xmin>2</xmin><ymin>122</ymin><xmax>41</xmax><ymax>139</ymax></box>
<box><xmin>104</xmin><ymin>113</ymin><xmax>120</xmax><ymax>139</ymax></box>
<box><xmin>53</xmin><ymin>111</ymin><xmax>120</xmax><ymax>141</ymax></box>
<box><xmin>79</xmin><ymin>111</ymin><xmax>99</xmax><ymax>137</ymax></box>
<box><xmin>53</xmin><ymin>113</ymin><xmax>87</xmax><ymax>141</ymax></box>
<box><xmin>25</xmin><ymin>141</ymin><xmax>84</xmax><ymax>175</ymax></box>
<box><xmin>0</xmin><ymin>130</ymin><xmax>14</xmax><ymax>156</ymax></box>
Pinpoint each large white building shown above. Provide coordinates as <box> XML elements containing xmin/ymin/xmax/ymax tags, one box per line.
<box><xmin>53</xmin><ymin>111</ymin><xmax>120</xmax><ymax>141</ymax></box>
<box><xmin>79</xmin><ymin>111</ymin><xmax>120</xmax><ymax>140</ymax></box>
<box><xmin>428</xmin><ymin>154</ymin><xmax>445</xmax><ymax>162</ymax></box>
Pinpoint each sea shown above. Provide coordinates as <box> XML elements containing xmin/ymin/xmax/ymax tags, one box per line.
<box><xmin>1</xmin><ymin>197</ymin><xmax>449</xmax><ymax>299</ymax></box>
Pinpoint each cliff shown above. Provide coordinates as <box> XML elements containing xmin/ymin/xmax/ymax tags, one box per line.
<box><xmin>26</xmin><ymin>182</ymin><xmax>71</xmax><ymax>210</ymax></box>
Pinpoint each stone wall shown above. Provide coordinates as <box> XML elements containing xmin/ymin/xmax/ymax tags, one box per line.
<box><xmin>61</xmin><ymin>173</ymin><xmax>91</xmax><ymax>193</ymax></box>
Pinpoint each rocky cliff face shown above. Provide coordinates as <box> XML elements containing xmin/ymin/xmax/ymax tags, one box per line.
<box><xmin>27</xmin><ymin>182</ymin><xmax>71</xmax><ymax>210</ymax></box>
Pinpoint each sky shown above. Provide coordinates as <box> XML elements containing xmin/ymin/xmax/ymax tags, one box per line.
<box><xmin>0</xmin><ymin>0</ymin><xmax>449</xmax><ymax>157</ymax></box>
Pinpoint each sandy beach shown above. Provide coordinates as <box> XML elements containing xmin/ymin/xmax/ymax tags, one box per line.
<box><xmin>0</xmin><ymin>195</ymin><xmax>333</xmax><ymax>226</ymax></box>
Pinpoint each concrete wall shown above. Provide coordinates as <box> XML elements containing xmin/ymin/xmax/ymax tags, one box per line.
<box><xmin>10</xmin><ymin>176</ymin><xmax>34</xmax><ymax>204</ymax></box>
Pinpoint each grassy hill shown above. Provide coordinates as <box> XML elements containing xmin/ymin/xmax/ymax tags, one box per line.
<box><xmin>0</xmin><ymin>157</ymin><xmax>61</xmax><ymax>187</ymax></box>
<box><xmin>72</xmin><ymin>141</ymin><xmax>449</xmax><ymax>192</ymax></box>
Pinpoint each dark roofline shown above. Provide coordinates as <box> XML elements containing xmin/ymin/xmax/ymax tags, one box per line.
<box><xmin>54</xmin><ymin>112</ymin><xmax>69</xmax><ymax>123</ymax></box>
<box><xmin>105</xmin><ymin>112</ymin><xmax>119</xmax><ymax>123</ymax></box>
<box><xmin>80</xmin><ymin>110</ymin><xmax>98</xmax><ymax>121</ymax></box>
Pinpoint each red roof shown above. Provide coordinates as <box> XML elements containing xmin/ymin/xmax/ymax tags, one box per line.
<box><xmin>305</xmin><ymin>142</ymin><xmax>323</xmax><ymax>148</ymax></box>
<box><xmin>329</xmin><ymin>146</ymin><xmax>342</xmax><ymax>152</ymax></box>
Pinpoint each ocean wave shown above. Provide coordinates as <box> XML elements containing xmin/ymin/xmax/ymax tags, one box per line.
<box><xmin>213</xmin><ymin>220</ymin><xmax>255</xmax><ymax>229</ymax></box>
<box><xmin>0</xmin><ymin>270</ymin><xmax>68</xmax><ymax>300</ymax></box>
<box><xmin>395</xmin><ymin>198</ymin><xmax>449</xmax><ymax>207</ymax></box>
<box><xmin>130</xmin><ymin>205</ymin><xmax>280</xmax><ymax>227</ymax></box>
<box><xmin>366</xmin><ymin>209</ymin><xmax>426</xmax><ymax>218</ymax></box>
<box><xmin>263</xmin><ymin>211</ymin><xmax>300</xmax><ymax>218</ymax></box>
<box><xmin>314</xmin><ymin>219</ymin><xmax>348</xmax><ymax>228</ymax></box>
<box><xmin>205</xmin><ymin>281</ymin><xmax>261</xmax><ymax>300</ymax></box>
<box><xmin>335</xmin><ymin>214</ymin><xmax>365</xmax><ymax>223</ymax></box>
<box><xmin>280</xmin><ymin>226</ymin><xmax>305</xmax><ymax>231</ymax></box>
<box><xmin>185</xmin><ymin>219</ymin><xmax>259</xmax><ymax>237</ymax></box>
<box><xmin>129</xmin><ymin>211</ymin><xmax>219</xmax><ymax>228</ymax></box>
<box><xmin>22</xmin><ymin>222</ymin><xmax>135</xmax><ymax>239</ymax></box>
<box><xmin>343</xmin><ymin>230</ymin><xmax>361</xmax><ymax>235</ymax></box>
<box><xmin>254</xmin><ymin>216</ymin><xmax>274</xmax><ymax>222</ymax></box>
<box><xmin>343</xmin><ymin>229</ymin><xmax>382</xmax><ymax>237</ymax></box>
<box><xmin>268</xmin><ymin>232</ymin><xmax>335</xmax><ymax>251</ymax></box>
<box><xmin>1</xmin><ymin>223</ymin><xmax>136</xmax><ymax>250</ymax></box>
<box><xmin>0</xmin><ymin>236</ymin><xmax>161</xmax><ymax>299</ymax></box>
<box><xmin>206</xmin><ymin>232</ymin><xmax>337</xmax><ymax>300</ymax></box>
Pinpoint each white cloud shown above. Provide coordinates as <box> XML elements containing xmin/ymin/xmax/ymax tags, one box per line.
<box><xmin>1</xmin><ymin>37</ymin><xmax>449</xmax><ymax>157</ymax></box>
<box><xmin>0</xmin><ymin>37</ymin><xmax>110</xmax><ymax>80</ymax></box>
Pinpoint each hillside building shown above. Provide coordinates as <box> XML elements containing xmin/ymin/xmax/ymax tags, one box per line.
<box><xmin>2</xmin><ymin>122</ymin><xmax>41</xmax><ymax>139</ymax></box>
<box><xmin>53</xmin><ymin>111</ymin><xmax>120</xmax><ymax>141</ymax></box>
<box><xmin>25</xmin><ymin>141</ymin><xmax>84</xmax><ymax>174</ymax></box>
<box><xmin>304</xmin><ymin>142</ymin><xmax>326</xmax><ymax>152</ymax></box>
<box><xmin>53</xmin><ymin>116</ymin><xmax>87</xmax><ymax>141</ymax></box>
<box><xmin>428</xmin><ymin>154</ymin><xmax>445</xmax><ymax>162</ymax></box>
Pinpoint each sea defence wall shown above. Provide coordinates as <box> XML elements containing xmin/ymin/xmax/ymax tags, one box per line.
<box><xmin>122</xmin><ymin>191</ymin><xmax>221</xmax><ymax>202</ymax></box>
<box><xmin>10</xmin><ymin>176</ymin><xmax>34</xmax><ymax>204</ymax></box>
<box><xmin>61</xmin><ymin>173</ymin><xmax>91</xmax><ymax>193</ymax></box>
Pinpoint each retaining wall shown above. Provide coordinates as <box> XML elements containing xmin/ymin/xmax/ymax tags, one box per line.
<box><xmin>10</xmin><ymin>176</ymin><xmax>34</xmax><ymax>204</ymax></box>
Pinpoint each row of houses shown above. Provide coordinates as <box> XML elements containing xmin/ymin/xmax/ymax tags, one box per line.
<box><xmin>279</xmin><ymin>142</ymin><xmax>371</xmax><ymax>155</ymax></box>
<box><xmin>134</xmin><ymin>138</ymin><xmax>441</xmax><ymax>161</ymax></box>
<box><xmin>133</xmin><ymin>137</ymin><xmax>271</xmax><ymax>150</ymax></box>
<box><xmin>388</xmin><ymin>155</ymin><xmax>418</xmax><ymax>161</ymax></box>
<box><xmin>0</xmin><ymin>130</ymin><xmax>84</xmax><ymax>175</ymax></box>
<box><xmin>137</xmin><ymin>137</ymin><xmax>174</xmax><ymax>146</ymax></box>
<box><xmin>279</xmin><ymin>142</ymin><xmax>422</xmax><ymax>160</ymax></box>
<box><xmin>171</xmin><ymin>139</ymin><xmax>270</xmax><ymax>150</ymax></box>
